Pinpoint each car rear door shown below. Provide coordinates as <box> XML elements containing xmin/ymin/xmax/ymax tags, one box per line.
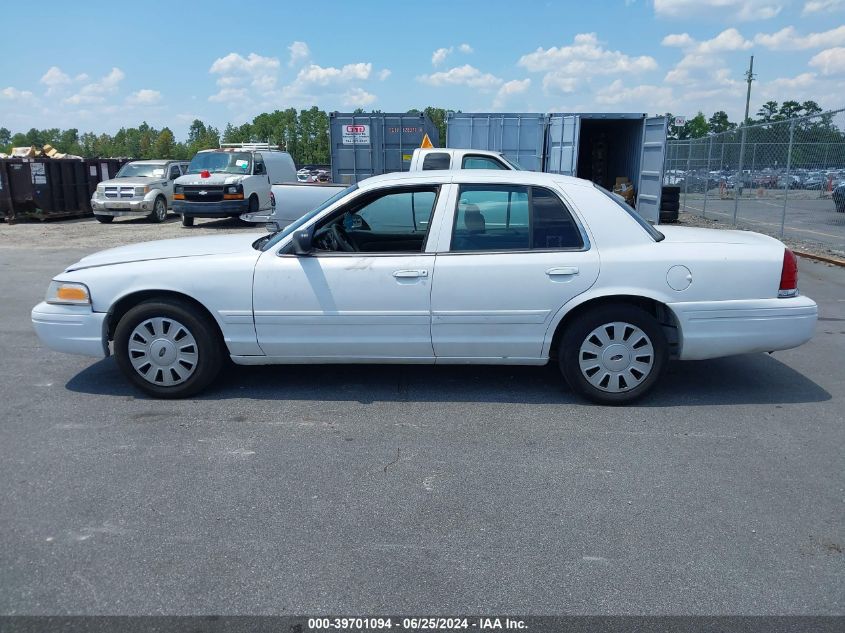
<box><xmin>429</xmin><ymin>180</ymin><xmax>600</xmax><ymax>361</ymax></box>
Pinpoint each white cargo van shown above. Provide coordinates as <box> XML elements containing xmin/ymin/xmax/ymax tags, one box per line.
<box><xmin>173</xmin><ymin>143</ymin><xmax>297</xmax><ymax>227</ymax></box>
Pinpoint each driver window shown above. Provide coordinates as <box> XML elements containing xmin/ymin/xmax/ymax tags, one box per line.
<box><xmin>313</xmin><ymin>187</ymin><xmax>438</xmax><ymax>254</ymax></box>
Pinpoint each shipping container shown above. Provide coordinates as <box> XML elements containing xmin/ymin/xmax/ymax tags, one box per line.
<box><xmin>1</xmin><ymin>157</ymin><xmax>128</xmax><ymax>222</ymax></box>
<box><xmin>445</xmin><ymin>112</ymin><xmax>546</xmax><ymax>172</ymax></box>
<box><xmin>445</xmin><ymin>111</ymin><xmax>668</xmax><ymax>223</ymax></box>
<box><xmin>545</xmin><ymin>113</ymin><xmax>667</xmax><ymax>223</ymax></box>
<box><xmin>329</xmin><ymin>112</ymin><xmax>440</xmax><ymax>184</ymax></box>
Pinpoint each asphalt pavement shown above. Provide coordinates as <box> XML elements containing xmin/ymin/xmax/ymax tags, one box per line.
<box><xmin>0</xmin><ymin>240</ymin><xmax>843</xmax><ymax>615</ymax></box>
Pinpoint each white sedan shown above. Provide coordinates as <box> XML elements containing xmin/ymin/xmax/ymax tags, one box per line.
<box><xmin>31</xmin><ymin>170</ymin><xmax>817</xmax><ymax>404</ymax></box>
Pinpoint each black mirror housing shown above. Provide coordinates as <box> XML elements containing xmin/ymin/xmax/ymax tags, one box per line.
<box><xmin>292</xmin><ymin>226</ymin><xmax>314</xmax><ymax>255</ymax></box>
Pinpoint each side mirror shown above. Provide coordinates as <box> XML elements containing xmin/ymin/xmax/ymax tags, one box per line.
<box><xmin>291</xmin><ymin>226</ymin><xmax>314</xmax><ymax>255</ymax></box>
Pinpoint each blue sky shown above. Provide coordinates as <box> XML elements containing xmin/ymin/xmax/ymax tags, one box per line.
<box><xmin>1</xmin><ymin>0</ymin><xmax>843</xmax><ymax>138</ymax></box>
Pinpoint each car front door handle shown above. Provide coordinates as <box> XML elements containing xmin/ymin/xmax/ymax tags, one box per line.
<box><xmin>546</xmin><ymin>266</ymin><xmax>579</xmax><ymax>276</ymax></box>
<box><xmin>393</xmin><ymin>269</ymin><xmax>429</xmax><ymax>279</ymax></box>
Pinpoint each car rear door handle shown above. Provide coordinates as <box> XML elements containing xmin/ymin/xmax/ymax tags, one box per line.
<box><xmin>546</xmin><ymin>266</ymin><xmax>579</xmax><ymax>276</ymax></box>
<box><xmin>393</xmin><ymin>269</ymin><xmax>429</xmax><ymax>278</ymax></box>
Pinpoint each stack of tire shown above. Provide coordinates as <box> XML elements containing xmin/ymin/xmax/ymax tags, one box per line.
<box><xmin>660</xmin><ymin>186</ymin><xmax>680</xmax><ymax>223</ymax></box>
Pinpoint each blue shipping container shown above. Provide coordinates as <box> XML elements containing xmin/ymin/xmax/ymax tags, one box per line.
<box><xmin>330</xmin><ymin>112</ymin><xmax>440</xmax><ymax>184</ymax></box>
<box><xmin>445</xmin><ymin>112</ymin><xmax>546</xmax><ymax>172</ymax></box>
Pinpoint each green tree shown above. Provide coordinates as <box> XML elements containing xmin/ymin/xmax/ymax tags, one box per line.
<box><xmin>0</xmin><ymin>127</ymin><xmax>11</xmax><ymax>149</ymax></box>
<box><xmin>776</xmin><ymin>100</ymin><xmax>802</xmax><ymax>121</ymax></box>
<box><xmin>708</xmin><ymin>111</ymin><xmax>734</xmax><ymax>134</ymax></box>
<box><xmin>757</xmin><ymin>101</ymin><xmax>778</xmax><ymax>123</ymax></box>
<box><xmin>153</xmin><ymin>127</ymin><xmax>177</xmax><ymax>158</ymax></box>
<box><xmin>679</xmin><ymin>112</ymin><xmax>708</xmax><ymax>139</ymax></box>
<box><xmin>423</xmin><ymin>106</ymin><xmax>448</xmax><ymax>146</ymax></box>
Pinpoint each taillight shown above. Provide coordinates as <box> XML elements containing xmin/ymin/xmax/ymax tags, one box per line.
<box><xmin>779</xmin><ymin>248</ymin><xmax>798</xmax><ymax>297</ymax></box>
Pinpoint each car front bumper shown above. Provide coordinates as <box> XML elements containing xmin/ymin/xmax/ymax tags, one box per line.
<box><xmin>31</xmin><ymin>302</ymin><xmax>109</xmax><ymax>358</ymax></box>
<box><xmin>669</xmin><ymin>295</ymin><xmax>818</xmax><ymax>360</ymax></box>
<box><xmin>174</xmin><ymin>200</ymin><xmax>250</xmax><ymax>218</ymax></box>
<box><xmin>91</xmin><ymin>199</ymin><xmax>153</xmax><ymax>216</ymax></box>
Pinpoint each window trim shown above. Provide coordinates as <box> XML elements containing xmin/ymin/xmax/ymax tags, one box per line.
<box><xmin>279</xmin><ymin>184</ymin><xmax>442</xmax><ymax>257</ymax></box>
<box><xmin>447</xmin><ymin>183</ymin><xmax>590</xmax><ymax>255</ymax></box>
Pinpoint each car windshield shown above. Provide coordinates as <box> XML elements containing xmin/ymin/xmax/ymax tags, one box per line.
<box><xmin>116</xmin><ymin>163</ymin><xmax>167</xmax><ymax>178</ymax></box>
<box><xmin>259</xmin><ymin>184</ymin><xmax>358</xmax><ymax>251</ymax></box>
<box><xmin>187</xmin><ymin>152</ymin><xmax>252</xmax><ymax>175</ymax></box>
<box><xmin>595</xmin><ymin>184</ymin><xmax>665</xmax><ymax>242</ymax></box>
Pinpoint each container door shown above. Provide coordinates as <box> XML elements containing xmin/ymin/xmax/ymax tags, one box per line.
<box><xmin>545</xmin><ymin>115</ymin><xmax>579</xmax><ymax>175</ymax></box>
<box><xmin>636</xmin><ymin>116</ymin><xmax>667</xmax><ymax>224</ymax></box>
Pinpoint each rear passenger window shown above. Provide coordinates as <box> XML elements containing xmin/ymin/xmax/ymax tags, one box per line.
<box><xmin>422</xmin><ymin>153</ymin><xmax>451</xmax><ymax>170</ymax></box>
<box><xmin>532</xmin><ymin>187</ymin><xmax>584</xmax><ymax>249</ymax></box>
<box><xmin>450</xmin><ymin>185</ymin><xmax>583</xmax><ymax>252</ymax></box>
<box><xmin>462</xmin><ymin>156</ymin><xmax>508</xmax><ymax>170</ymax></box>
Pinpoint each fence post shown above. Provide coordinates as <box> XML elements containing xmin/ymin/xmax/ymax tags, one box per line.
<box><xmin>780</xmin><ymin>119</ymin><xmax>796</xmax><ymax>238</ymax></box>
<box><xmin>702</xmin><ymin>135</ymin><xmax>714</xmax><ymax>219</ymax></box>
<box><xmin>733</xmin><ymin>125</ymin><xmax>747</xmax><ymax>225</ymax></box>
<box><xmin>683</xmin><ymin>142</ymin><xmax>692</xmax><ymax>212</ymax></box>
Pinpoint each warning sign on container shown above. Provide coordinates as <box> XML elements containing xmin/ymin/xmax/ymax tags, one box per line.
<box><xmin>30</xmin><ymin>163</ymin><xmax>46</xmax><ymax>184</ymax></box>
<box><xmin>342</xmin><ymin>124</ymin><xmax>370</xmax><ymax>145</ymax></box>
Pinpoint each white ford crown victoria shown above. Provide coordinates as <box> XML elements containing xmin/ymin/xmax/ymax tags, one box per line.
<box><xmin>31</xmin><ymin>170</ymin><xmax>817</xmax><ymax>404</ymax></box>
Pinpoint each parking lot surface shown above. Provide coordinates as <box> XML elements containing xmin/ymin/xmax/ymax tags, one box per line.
<box><xmin>0</xmin><ymin>218</ymin><xmax>843</xmax><ymax>615</ymax></box>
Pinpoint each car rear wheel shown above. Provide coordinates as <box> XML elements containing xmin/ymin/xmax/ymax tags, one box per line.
<box><xmin>95</xmin><ymin>215</ymin><xmax>114</xmax><ymax>224</ymax></box>
<box><xmin>149</xmin><ymin>196</ymin><xmax>167</xmax><ymax>223</ymax></box>
<box><xmin>114</xmin><ymin>299</ymin><xmax>224</xmax><ymax>398</ymax></box>
<box><xmin>181</xmin><ymin>214</ymin><xmax>194</xmax><ymax>227</ymax></box>
<box><xmin>559</xmin><ymin>304</ymin><xmax>668</xmax><ymax>405</ymax></box>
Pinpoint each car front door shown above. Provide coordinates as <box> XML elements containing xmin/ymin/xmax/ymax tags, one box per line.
<box><xmin>252</xmin><ymin>183</ymin><xmax>448</xmax><ymax>361</ymax></box>
<box><xmin>429</xmin><ymin>182</ymin><xmax>600</xmax><ymax>361</ymax></box>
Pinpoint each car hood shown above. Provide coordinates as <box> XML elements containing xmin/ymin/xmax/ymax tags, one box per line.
<box><xmin>99</xmin><ymin>177</ymin><xmax>167</xmax><ymax>188</ymax></box>
<box><xmin>66</xmin><ymin>233</ymin><xmax>264</xmax><ymax>271</ymax></box>
<box><xmin>658</xmin><ymin>225</ymin><xmax>782</xmax><ymax>247</ymax></box>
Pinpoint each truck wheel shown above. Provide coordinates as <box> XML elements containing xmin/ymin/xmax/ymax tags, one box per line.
<box><xmin>559</xmin><ymin>304</ymin><xmax>668</xmax><ymax>405</ymax></box>
<box><xmin>149</xmin><ymin>196</ymin><xmax>167</xmax><ymax>223</ymax></box>
<box><xmin>113</xmin><ymin>299</ymin><xmax>224</xmax><ymax>398</ymax></box>
<box><xmin>181</xmin><ymin>215</ymin><xmax>194</xmax><ymax>227</ymax></box>
<box><xmin>95</xmin><ymin>215</ymin><xmax>114</xmax><ymax>224</ymax></box>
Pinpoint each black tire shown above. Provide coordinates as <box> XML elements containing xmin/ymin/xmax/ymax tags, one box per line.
<box><xmin>148</xmin><ymin>196</ymin><xmax>167</xmax><ymax>223</ymax></box>
<box><xmin>662</xmin><ymin>186</ymin><xmax>681</xmax><ymax>195</ymax></box>
<box><xmin>181</xmin><ymin>214</ymin><xmax>194</xmax><ymax>227</ymax></box>
<box><xmin>559</xmin><ymin>304</ymin><xmax>668</xmax><ymax>405</ymax></box>
<box><xmin>113</xmin><ymin>299</ymin><xmax>224</xmax><ymax>399</ymax></box>
<box><xmin>661</xmin><ymin>189</ymin><xmax>680</xmax><ymax>200</ymax></box>
<box><xmin>660</xmin><ymin>210</ymin><xmax>679</xmax><ymax>223</ymax></box>
<box><xmin>660</xmin><ymin>200</ymin><xmax>680</xmax><ymax>212</ymax></box>
<box><xmin>95</xmin><ymin>215</ymin><xmax>114</xmax><ymax>224</ymax></box>
<box><xmin>248</xmin><ymin>195</ymin><xmax>259</xmax><ymax>213</ymax></box>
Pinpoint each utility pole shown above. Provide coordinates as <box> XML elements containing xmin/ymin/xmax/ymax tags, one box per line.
<box><xmin>743</xmin><ymin>55</ymin><xmax>755</xmax><ymax>125</ymax></box>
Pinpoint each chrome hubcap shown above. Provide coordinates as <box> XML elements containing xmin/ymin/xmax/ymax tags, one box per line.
<box><xmin>128</xmin><ymin>317</ymin><xmax>198</xmax><ymax>386</ymax></box>
<box><xmin>578</xmin><ymin>321</ymin><xmax>654</xmax><ymax>393</ymax></box>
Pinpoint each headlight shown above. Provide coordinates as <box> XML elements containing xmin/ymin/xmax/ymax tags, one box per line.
<box><xmin>46</xmin><ymin>281</ymin><xmax>91</xmax><ymax>305</ymax></box>
<box><xmin>134</xmin><ymin>186</ymin><xmax>150</xmax><ymax>196</ymax></box>
<box><xmin>174</xmin><ymin>184</ymin><xmax>183</xmax><ymax>194</ymax></box>
<box><xmin>97</xmin><ymin>184</ymin><xmax>105</xmax><ymax>192</ymax></box>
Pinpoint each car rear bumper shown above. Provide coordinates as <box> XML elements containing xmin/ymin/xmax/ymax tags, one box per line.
<box><xmin>174</xmin><ymin>200</ymin><xmax>250</xmax><ymax>217</ymax></box>
<box><xmin>669</xmin><ymin>295</ymin><xmax>818</xmax><ymax>360</ymax></box>
<box><xmin>31</xmin><ymin>302</ymin><xmax>108</xmax><ymax>358</ymax></box>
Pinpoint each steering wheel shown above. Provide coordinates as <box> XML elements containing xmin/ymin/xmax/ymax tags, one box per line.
<box><xmin>330</xmin><ymin>223</ymin><xmax>357</xmax><ymax>252</ymax></box>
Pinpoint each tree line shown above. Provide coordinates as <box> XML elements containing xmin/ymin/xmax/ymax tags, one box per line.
<box><xmin>1</xmin><ymin>100</ymin><xmax>838</xmax><ymax>164</ymax></box>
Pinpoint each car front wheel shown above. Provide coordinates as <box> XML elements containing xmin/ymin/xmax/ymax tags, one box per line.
<box><xmin>559</xmin><ymin>304</ymin><xmax>668</xmax><ymax>405</ymax></box>
<box><xmin>149</xmin><ymin>196</ymin><xmax>167</xmax><ymax>223</ymax></box>
<box><xmin>114</xmin><ymin>299</ymin><xmax>223</xmax><ymax>398</ymax></box>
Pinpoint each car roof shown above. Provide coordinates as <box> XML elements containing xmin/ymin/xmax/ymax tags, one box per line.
<box><xmin>356</xmin><ymin>169</ymin><xmax>593</xmax><ymax>189</ymax></box>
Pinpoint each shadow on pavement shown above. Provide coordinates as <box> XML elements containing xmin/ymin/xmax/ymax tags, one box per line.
<box><xmin>65</xmin><ymin>352</ymin><xmax>831</xmax><ymax>407</ymax></box>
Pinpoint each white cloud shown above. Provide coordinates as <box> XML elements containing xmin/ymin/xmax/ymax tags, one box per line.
<box><xmin>654</xmin><ymin>0</ymin><xmax>782</xmax><ymax>20</ymax></box>
<box><xmin>126</xmin><ymin>89</ymin><xmax>162</xmax><ymax>105</ymax></box>
<box><xmin>296</xmin><ymin>62</ymin><xmax>372</xmax><ymax>85</ymax></box>
<box><xmin>543</xmin><ymin>74</ymin><xmax>579</xmax><ymax>93</ymax></box>
<box><xmin>208</xmin><ymin>52</ymin><xmax>280</xmax><ymax>101</ymax></box>
<box><xmin>518</xmin><ymin>33</ymin><xmax>658</xmax><ymax>75</ymax></box>
<box><xmin>208</xmin><ymin>87</ymin><xmax>249</xmax><ymax>104</ymax></box>
<box><xmin>342</xmin><ymin>87</ymin><xmax>377</xmax><ymax>107</ymax></box>
<box><xmin>754</xmin><ymin>25</ymin><xmax>845</xmax><ymax>50</ymax></box>
<box><xmin>40</xmin><ymin>66</ymin><xmax>71</xmax><ymax>95</ymax></box>
<box><xmin>378</xmin><ymin>69</ymin><xmax>391</xmax><ymax>81</ymax></box>
<box><xmin>803</xmin><ymin>0</ymin><xmax>844</xmax><ymax>14</ymax></box>
<box><xmin>63</xmin><ymin>67</ymin><xmax>125</xmax><ymax>105</ymax></box>
<box><xmin>493</xmin><ymin>78</ymin><xmax>531</xmax><ymax>108</ymax></box>
<box><xmin>288</xmin><ymin>41</ymin><xmax>310</xmax><ymax>66</ymax></box>
<box><xmin>595</xmin><ymin>80</ymin><xmax>674</xmax><ymax>108</ymax></box>
<box><xmin>809</xmin><ymin>47</ymin><xmax>845</xmax><ymax>75</ymax></box>
<box><xmin>662</xmin><ymin>28</ymin><xmax>752</xmax><ymax>54</ymax></box>
<box><xmin>432</xmin><ymin>47</ymin><xmax>452</xmax><ymax>66</ymax></box>
<box><xmin>458</xmin><ymin>43</ymin><xmax>473</xmax><ymax>53</ymax></box>
<box><xmin>662</xmin><ymin>33</ymin><xmax>696</xmax><ymax>47</ymax></box>
<box><xmin>0</xmin><ymin>86</ymin><xmax>36</xmax><ymax>103</ymax></box>
<box><xmin>662</xmin><ymin>29</ymin><xmax>751</xmax><ymax>86</ymax></box>
<box><xmin>418</xmin><ymin>64</ymin><xmax>504</xmax><ymax>91</ymax></box>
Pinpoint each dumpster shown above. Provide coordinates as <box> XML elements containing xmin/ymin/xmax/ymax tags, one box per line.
<box><xmin>329</xmin><ymin>112</ymin><xmax>440</xmax><ymax>184</ymax></box>
<box><xmin>445</xmin><ymin>112</ymin><xmax>547</xmax><ymax>172</ymax></box>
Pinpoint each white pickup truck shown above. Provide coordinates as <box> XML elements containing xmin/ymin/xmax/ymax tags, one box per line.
<box><xmin>408</xmin><ymin>148</ymin><xmax>522</xmax><ymax>171</ymax></box>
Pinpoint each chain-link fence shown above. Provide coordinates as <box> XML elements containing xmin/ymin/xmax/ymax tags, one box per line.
<box><xmin>665</xmin><ymin>108</ymin><xmax>845</xmax><ymax>256</ymax></box>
